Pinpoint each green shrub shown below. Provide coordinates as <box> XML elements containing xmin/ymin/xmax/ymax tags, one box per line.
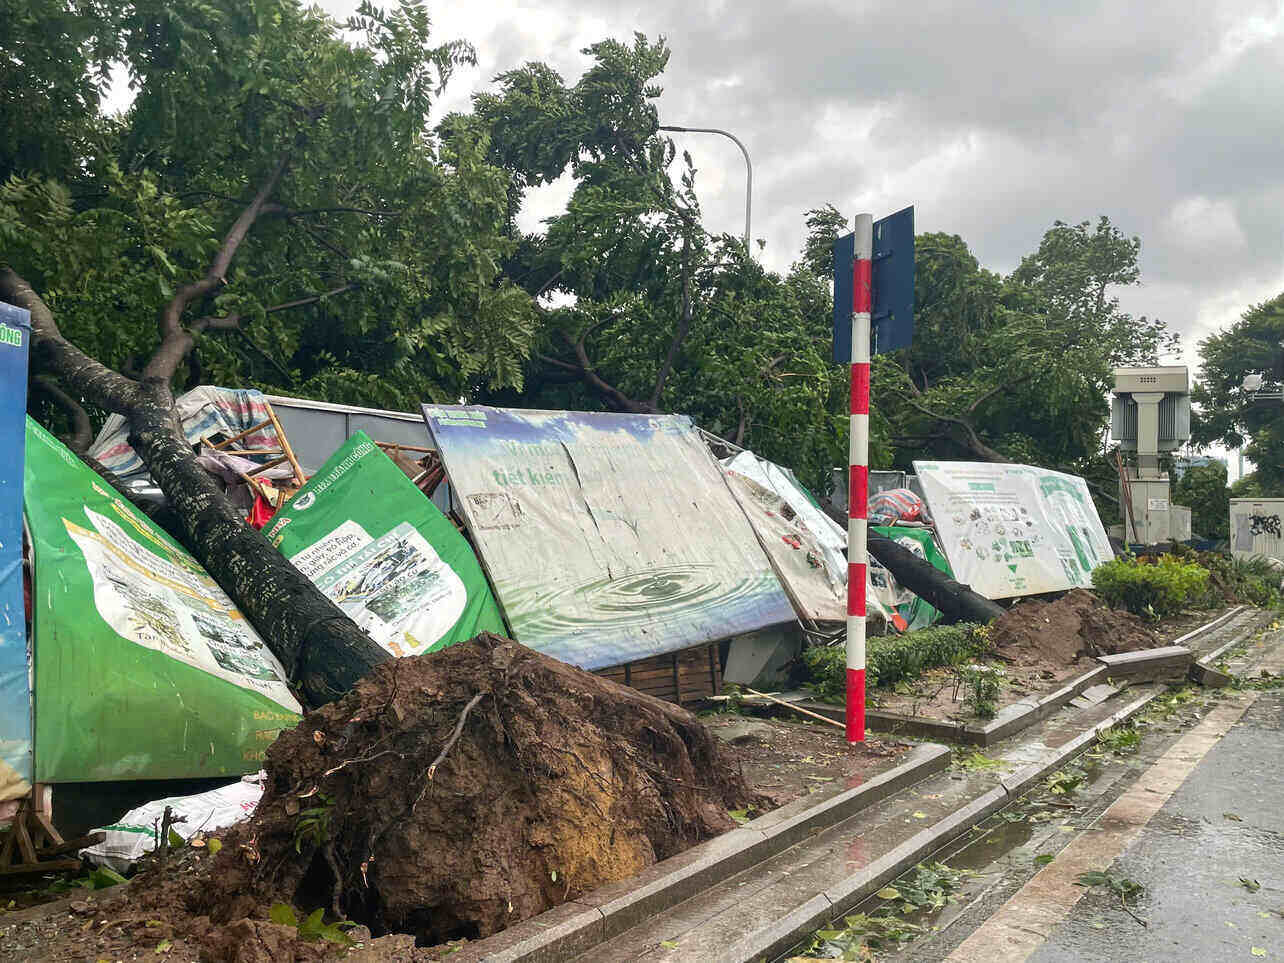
<box><xmin>804</xmin><ymin>623</ymin><xmax>985</xmax><ymax>700</ymax></box>
<box><xmin>1090</xmin><ymin>554</ymin><xmax>1209</xmax><ymax>617</ymax></box>
<box><xmin>961</xmin><ymin>665</ymin><xmax>1002</xmax><ymax>719</ymax></box>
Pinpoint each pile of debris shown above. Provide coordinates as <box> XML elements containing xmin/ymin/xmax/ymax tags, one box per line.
<box><xmin>989</xmin><ymin>588</ymin><xmax>1160</xmax><ymax>670</ymax></box>
<box><xmin>101</xmin><ymin>634</ymin><xmax>763</xmax><ymax>957</ymax></box>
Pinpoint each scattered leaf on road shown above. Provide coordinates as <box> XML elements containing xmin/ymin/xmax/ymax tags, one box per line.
<box><xmin>660</xmin><ymin>940</ymin><xmax>679</xmax><ymax>949</ymax></box>
<box><xmin>912</xmin><ymin>811</ymin><xmax>928</xmax><ymax>819</ymax></box>
<box><xmin>1224</xmin><ymin>812</ymin><xmax>1243</xmax><ymax>822</ymax></box>
<box><xmin>1240</xmin><ymin>878</ymin><xmax>1262</xmax><ymax>893</ymax></box>
<box><xmin>1251</xmin><ymin>949</ymin><xmax>1265</xmax><ymax>958</ymax></box>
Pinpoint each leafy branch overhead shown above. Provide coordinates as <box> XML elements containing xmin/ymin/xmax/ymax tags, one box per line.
<box><xmin>6</xmin><ymin>0</ymin><xmax>1190</xmax><ymax>503</ymax></box>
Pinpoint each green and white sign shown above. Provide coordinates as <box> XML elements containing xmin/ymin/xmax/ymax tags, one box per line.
<box><xmin>913</xmin><ymin>460</ymin><xmax>1113</xmax><ymax>599</ymax></box>
<box><xmin>264</xmin><ymin>432</ymin><xmax>504</xmax><ymax>657</ymax></box>
<box><xmin>23</xmin><ymin>419</ymin><xmax>301</xmax><ymax>782</ymax></box>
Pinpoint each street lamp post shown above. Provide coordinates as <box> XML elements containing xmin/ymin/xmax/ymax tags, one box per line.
<box><xmin>659</xmin><ymin>125</ymin><xmax>752</xmax><ymax>249</ymax></box>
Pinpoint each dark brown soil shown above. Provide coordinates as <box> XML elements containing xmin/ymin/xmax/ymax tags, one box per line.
<box><xmin>990</xmin><ymin>588</ymin><xmax>1160</xmax><ymax>671</ymax></box>
<box><xmin>702</xmin><ymin>715</ymin><xmax>909</xmax><ymax>806</ymax></box>
<box><xmin>869</xmin><ymin>591</ymin><xmax>1220</xmax><ymax>726</ymax></box>
<box><xmin>211</xmin><ymin>635</ymin><xmax>758</xmax><ymax>953</ymax></box>
<box><xmin>0</xmin><ymin>635</ymin><xmax>766</xmax><ymax>962</ymax></box>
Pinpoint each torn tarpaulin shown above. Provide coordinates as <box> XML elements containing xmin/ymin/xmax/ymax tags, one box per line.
<box><xmin>88</xmin><ymin>387</ymin><xmax>283</xmax><ymax>492</ymax></box>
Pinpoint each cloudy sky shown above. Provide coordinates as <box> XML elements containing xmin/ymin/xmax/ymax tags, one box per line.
<box><xmin>334</xmin><ymin>0</ymin><xmax>1281</xmax><ymax>380</ymax></box>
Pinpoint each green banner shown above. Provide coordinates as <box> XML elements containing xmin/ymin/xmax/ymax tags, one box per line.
<box><xmin>264</xmin><ymin>432</ymin><xmax>504</xmax><ymax>656</ymax></box>
<box><xmin>871</xmin><ymin>526</ymin><xmax>954</xmax><ymax>632</ymax></box>
<box><xmin>23</xmin><ymin>419</ymin><xmax>301</xmax><ymax>782</ymax></box>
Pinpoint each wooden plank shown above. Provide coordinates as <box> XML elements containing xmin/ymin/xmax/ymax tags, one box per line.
<box><xmin>264</xmin><ymin>403</ymin><xmax>306</xmax><ymax>485</ymax></box>
<box><xmin>36</xmin><ymin>832</ymin><xmax>104</xmax><ymax>859</ymax></box>
<box><xmin>12</xmin><ymin>806</ymin><xmax>38</xmax><ymax>863</ymax></box>
<box><xmin>246</xmin><ymin>454</ymin><xmax>289</xmax><ymax>476</ymax></box>
<box><xmin>209</xmin><ymin>418</ymin><xmax>273</xmax><ymax>451</ymax></box>
<box><xmin>0</xmin><ymin>858</ymin><xmax>81</xmax><ymax>877</ymax></box>
<box><xmin>592</xmin><ymin>643</ymin><xmax>720</xmax><ymax>705</ymax></box>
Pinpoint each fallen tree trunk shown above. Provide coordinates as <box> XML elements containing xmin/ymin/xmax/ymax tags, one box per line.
<box><xmin>867</xmin><ymin>530</ymin><xmax>1005</xmax><ymax>624</ymax></box>
<box><xmin>127</xmin><ymin>394</ymin><xmax>390</xmax><ymax>705</ymax></box>
<box><xmin>818</xmin><ymin>497</ymin><xmax>1004</xmax><ymax>624</ymax></box>
<box><xmin>2</xmin><ymin>267</ymin><xmax>390</xmax><ymax>708</ymax></box>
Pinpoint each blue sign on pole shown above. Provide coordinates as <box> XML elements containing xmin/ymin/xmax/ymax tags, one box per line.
<box><xmin>0</xmin><ymin>300</ymin><xmax>33</xmax><ymax>802</ymax></box>
<box><xmin>832</xmin><ymin>206</ymin><xmax>915</xmax><ymax>362</ymax></box>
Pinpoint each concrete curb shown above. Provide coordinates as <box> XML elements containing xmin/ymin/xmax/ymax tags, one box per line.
<box><xmin>852</xmin><ymin>663</ymin><xmax>1110</xmax><ymax>747</ymax></box>
<box><xmin>1097</xmin><ymin>645</ymin><xmax>1194</xmax><ymax>682</ymax></box>
<box><xmin>1189</xmin><ymin>607</ymin><xmax>1259</xmax><ymax>687</ymax></box>
<box><xmin>1170</xmin><ymin>604</ymin><xmax>1246</xmax><ymax>650</ymax></box>
<box><xmin>445</xmin><ymin>743</ymin><xmax>950</xmax><ymax>963</ymax></box>
<box><xmin>715</xmin><ymin>686</ymin><xmax>1161</xmax><ymax>963</ymax></box>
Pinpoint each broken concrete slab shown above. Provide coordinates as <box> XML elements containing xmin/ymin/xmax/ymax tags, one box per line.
<box><xmin>1097</xmin><ymin>645</ymin><xmax>1194</xmax><ymax>682</ymax></box>
<box><xmin>1190</xmin><ymin>661</ymin><xmax>1235</xmax><ymax>687</ymax></box>
<box><xmin>1079</xmin><ymin>683</ymin><xmax>1120</xmax><ymax>704</ymax></box>
<box><xmin>1069</xmin><ymin>683</ymin><xmax>1120</xmax><ymax>707</ymax></box>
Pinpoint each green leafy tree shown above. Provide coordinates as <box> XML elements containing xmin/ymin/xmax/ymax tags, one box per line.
<box><xmin>0</xmin><ymin>0</ymin><xmax>122</xmax><ymax>184</ymax></box>
<box><xmin>2</xmin><ymin>0</ymin><xmax>539</xmax><ymax>703</ymax></box>
<box><xmin>870</xmin><ymin>218</ymin><xmax>1171</xmax><ymax>521</ymax></box>
<box><xmin>1172</xmin><ymin>461</ymin><xmax>1230</xmax><ymax>539</ymax></box>
<box><xmin>459</xmin><ymin>37</ymin><xmax>855</xmax><ymax>488</ymax></box>
<box><xmin>1193</xmin><ymin>293</ymin><xmax>1284</xmax><ymax>494</ymax></box>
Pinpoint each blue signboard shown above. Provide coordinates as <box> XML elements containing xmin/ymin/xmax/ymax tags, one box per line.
<box><xmin>871</xmin><ymin>206</ymin><xmax>915</xmax><ymax>352</ymax></box>
<box><xmin>0</xmin><ymin>301</ymin><xmax>32</xmax><ymax>801</ymax></box>
<box><xmin>832</xmin><ymin>206</ymin><xmax>916</xmax><ymax>361</ymax></box>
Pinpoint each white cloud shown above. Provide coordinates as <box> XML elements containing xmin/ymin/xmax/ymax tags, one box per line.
<box><xmin>1163</xmin><ymin>195</ymin><xmax>1248</xmax><ymax>253</ymax></box>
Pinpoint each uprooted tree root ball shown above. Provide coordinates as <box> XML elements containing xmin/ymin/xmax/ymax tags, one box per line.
<box><xmin>190</xmin><ymin>634</ymin><xmax>764</xmax><ymax>949</ymax></box>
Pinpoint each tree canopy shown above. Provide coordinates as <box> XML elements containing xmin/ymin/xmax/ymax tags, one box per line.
<box><xmin>872</xmin><ymin>217</ymin><xmax>1171</xmax><ymax>513</ymax></box>
<box><xmin>4</xmin><ymin>3</ymin><xmax>1181</xmax><ymax>501</ymax></box>
<box><xmin>1193</xmin><ymin>293</ymin><xmax>1284</xmax><ymax>495</ymax></box>
<box><xmin>4</xmin><ymin>0</ymin><xmax>536</xmax><ymax>428</ymax></box>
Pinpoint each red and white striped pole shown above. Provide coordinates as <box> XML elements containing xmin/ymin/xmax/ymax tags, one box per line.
<box><xmin>847</xmin><ymin>213</ymin><xmax>873</xmax><ymax>744</ymax></box>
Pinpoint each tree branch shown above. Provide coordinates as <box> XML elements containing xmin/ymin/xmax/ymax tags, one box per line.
<box><xmin>32</xmin><ymin>375</ymin><xmax>93</xmax><ymax>452</ymax></box>
<box><xmin>266</xmin><ymin>205</ymin><xmax>402</xmax><ymax>219</ymax></box>
<box><xmin>562</xmin><ymin>331</ymin><xmax>652</xmax><ymax>413</ymax></box>
<box><xmin>145</xmin><ymin>156</ymin><xmax>291</xmax><ymax>381</ymax></box>
<box><xmin>187</xmin><ymin>283</ymin><xmax>358</xmax><ymax>335</ymax></box>
<box><xmin>0</xmin><ymin>267</ymin><xmax>140</xmax><ymax>415</ymax></box>
<box><xmin>733</xmin><ymin>398</ymin><xmax>749</xmax><ymax>447</ymax></box>
<box><xmin>964</xmin><ymin>371</ymin><xmax>1035</xmax><ymax>415</ymax></box>
<box><xmin>903</xmin><ymin>396</ymin><xmax>1009</xmax><ymax>463</ymax></box>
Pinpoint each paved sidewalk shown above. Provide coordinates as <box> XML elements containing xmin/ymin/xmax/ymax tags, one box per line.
<box><xmin>1027</xmin><ymin>687</ymin><xmax>1282</xmax><ymax>962</ymax></box>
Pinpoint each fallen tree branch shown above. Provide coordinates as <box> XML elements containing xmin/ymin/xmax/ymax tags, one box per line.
<box><xmin>744</xmin><ymin>687</ymin><xmax>843</xmax><ymax>729</ymax></box>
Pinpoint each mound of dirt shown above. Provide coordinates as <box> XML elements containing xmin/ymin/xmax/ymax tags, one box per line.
<box><xmin>181</xmin><ymin>634</ymin><xmax>761</xmax><ymax>951</ymax></box>
<box><xmin>989</xmin><ymin>588</ymin><xmax>1160</xmax><ymax>671</ymax></box>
